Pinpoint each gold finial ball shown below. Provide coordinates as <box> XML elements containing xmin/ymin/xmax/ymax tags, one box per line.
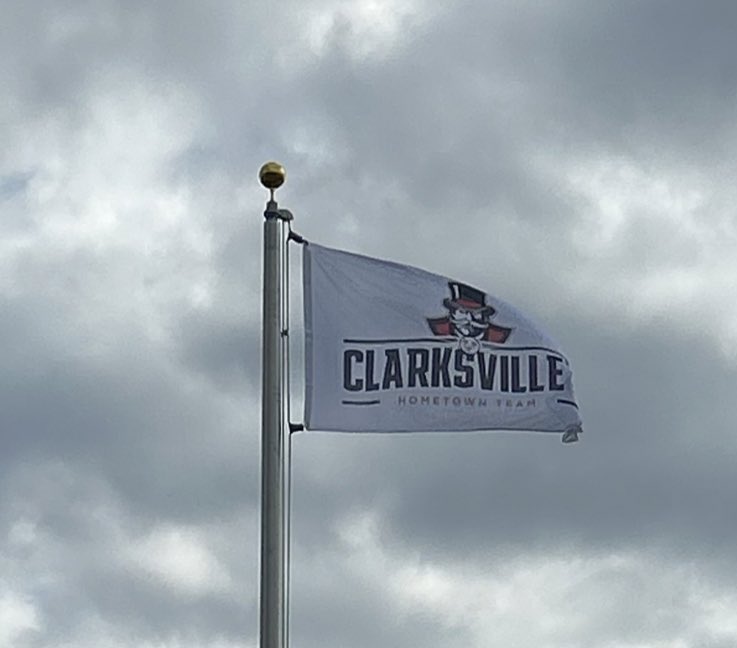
<box><xmin>259</xmin><ymin>161</ymin><xmax>286</xmax><ymax>190</ymax></box>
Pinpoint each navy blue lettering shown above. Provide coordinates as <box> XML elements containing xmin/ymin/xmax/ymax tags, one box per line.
<box><xmin>453</xmin><ymin>350</ymin><xmax>473</xmax><ymax>388</ymax></box>
<box><xmin>431</xmin><ymin>347</ymin><xmax>452</xmax><ymax>387</ymax></box>
<box><xmin>500</xmin><ymin>355</ymin><xmax>510</xmax><ymax>392</ymax></box>
<box><xmin>547</xmin><ymin>355</ymin><xmax>565</xmax><ymax>391</ymax></box>
<box><xmin>382</xmin><ymin>349</ymin><xmax>404</xmax><ymax>389</ymax></box>
<box><xmin>365</xmin><ymin>350</ymin><xmax>380</xmax><ymax>391</ymax></box>
<box><xmin>528</xmin><ymin>355</ymin><xmax>544</xmax><ymax>392</ymax></box>
<box><xmin>477</xmin><ymin>353</ymin><xmax>497</xmax><ymax>390</ymax></box>
<box><xmin>407</xmin><ymin>349</ymin><xmax>429</xmax><ymax>387</ymax></box>
<box><xmin>511</xmin><ymin>356</ymin><xmax>527</xmax><ymax>393</ymax></box>
<box><xmin>344</xmin><ymin>350</ymin><xmax>363</xmax><ymax>391</ymax></box>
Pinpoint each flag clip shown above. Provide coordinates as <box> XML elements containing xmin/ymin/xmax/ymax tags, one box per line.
<box><xmin>288</xmin><ymin>230</ymin><xmax>305</xmax><ymax>244</ymax></box>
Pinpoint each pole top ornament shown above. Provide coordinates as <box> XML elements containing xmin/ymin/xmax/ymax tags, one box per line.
<box><xmin>259</xmin><ymin>161</ymin><xmax>286</xmax><ymax>191</ymax></box>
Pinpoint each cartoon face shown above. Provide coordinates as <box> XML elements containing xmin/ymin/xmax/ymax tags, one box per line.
<box><xmin>427</xmin><ymin>281</ymin><xmax>513</xmax><ymax>348</ymax></box>
<box><xmin>447</xmin><ymin>304</ymin><xmax>492</xmax><ymax>339</ymax></box>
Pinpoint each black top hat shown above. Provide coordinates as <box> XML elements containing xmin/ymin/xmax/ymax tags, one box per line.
<box><xmin>443</xmin><ymin>282</ymin><xmax>493</xmax><ymax>314</ymax></box>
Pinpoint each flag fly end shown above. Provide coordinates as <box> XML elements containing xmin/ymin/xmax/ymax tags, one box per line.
<box><xmin>561</xmin><ymin>425</ymin><xmax>582</xmax><ymax>444</ymax></box>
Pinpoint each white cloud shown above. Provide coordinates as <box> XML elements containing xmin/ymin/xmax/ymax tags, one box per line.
<box><xmin>126</xmin><ymin>525</ymin><xmax>232</xmax><ymax>596</ymax></box>
<box><xmin>0</xmin><ymin>70</ymin><xmax>218</xmax><ymax>358</ymax></box>
<box><xmin>282</xmin><ymin>0</ymin><xmax>445</xmax><ymax>65</ymax></box>
<box><xmin>327</xmin><ymin>508</ymin><xmax>737</xmax><ymax>648</ymax></box>
<box><xmin>0</xmin><ymin>591</ymin><xmax>41</xmax><ymax>646</ymax></box>
<box><xmin>7</xmin><ymin>520</ymin><xmax>37</xmax><ymax>549</ymax></box>
<box><xmin>544</xmin><ymin>152</ymin><xmax>737</xmax><ymax>355</ymax></box>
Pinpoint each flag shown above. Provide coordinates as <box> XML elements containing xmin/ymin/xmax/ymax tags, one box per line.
<box><xmin>303</xmin><ymin>243</ymin><xmax>582</xmax><ymax>443</ymax></box>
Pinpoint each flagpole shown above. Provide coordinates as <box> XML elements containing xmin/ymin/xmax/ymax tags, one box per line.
<box><xmin>259</xmin><ymin>162</ymin><xmax>287</xmax><ymax>648</ymax></box>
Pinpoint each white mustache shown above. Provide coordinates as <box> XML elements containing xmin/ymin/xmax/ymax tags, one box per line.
<box><xmin>450</xmin><ymin>317</ymin><xmax>488</xmax><ymax>328</ymax></box>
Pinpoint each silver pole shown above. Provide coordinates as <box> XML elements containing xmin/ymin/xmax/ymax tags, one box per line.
<box><xmin>259</xmin><ymin>163</ymin><xmax>287</xmax><ymax>648</ymax></box>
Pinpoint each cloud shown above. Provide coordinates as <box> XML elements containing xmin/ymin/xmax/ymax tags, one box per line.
<box><xmin>290</xmin><ymin>506</ymin><xmax>737</xmax><ymax>648</ymax></box>
<box><xmin>2</xmin><ymin>0</ymin><xmax>737</xmax><ymax>646</ymax></box>
<box><xmin>0</xmin><ymin>592</ymin><xmax>41</xmax><ymax>646</ymax></box>
<box><xmin>125</xmin><ymin>525</ymin><xmax>232</xmax><ymax>595</ymax></box>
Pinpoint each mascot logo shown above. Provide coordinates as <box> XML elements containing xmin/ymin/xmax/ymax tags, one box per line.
<box><xmin>427</xmin><ymin>282</ymin><xmax>512</xmax><ymax>354</ymax></box>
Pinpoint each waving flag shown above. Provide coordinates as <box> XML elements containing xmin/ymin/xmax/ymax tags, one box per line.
<box><xmin>303</xmin><ymin>243</ymin><xmax>582</xmax><ymax>443</ymax></box>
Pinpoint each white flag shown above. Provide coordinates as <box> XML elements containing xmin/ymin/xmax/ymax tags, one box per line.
<box><xmin>303</xmin><ymin>243</ymin><xmax>582</xmax><ymax>443</ymax></box>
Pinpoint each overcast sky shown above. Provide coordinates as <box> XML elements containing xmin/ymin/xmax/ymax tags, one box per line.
<box><xmin>2</xmin><ymin>1</ymin><xmax>737</xmax><ymax>647</ymax></box>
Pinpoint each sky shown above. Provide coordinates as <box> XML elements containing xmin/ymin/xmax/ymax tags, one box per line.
<box><xmin>2</xmin><ymin>1</ymin><xmax>737</xmax><ymax>646</ymax></box>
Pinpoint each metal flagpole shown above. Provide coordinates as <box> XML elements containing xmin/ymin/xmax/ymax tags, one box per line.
<box><xmin>259</xmin><ymin>161</ymin><xmax>287</xmax><ymax>648</ymax></box>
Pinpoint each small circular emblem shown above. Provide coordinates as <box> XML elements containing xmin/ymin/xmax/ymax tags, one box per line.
<box><xmin>459</xmin><ymin>337</ymin><xmax>480</xmax><ymax>355</ymax></box>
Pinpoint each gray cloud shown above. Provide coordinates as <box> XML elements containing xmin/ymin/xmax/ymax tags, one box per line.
<box><xmin>2</xmin><ymin>1</ymin><xmax>737</xmax><ymax>646</ymax></box>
